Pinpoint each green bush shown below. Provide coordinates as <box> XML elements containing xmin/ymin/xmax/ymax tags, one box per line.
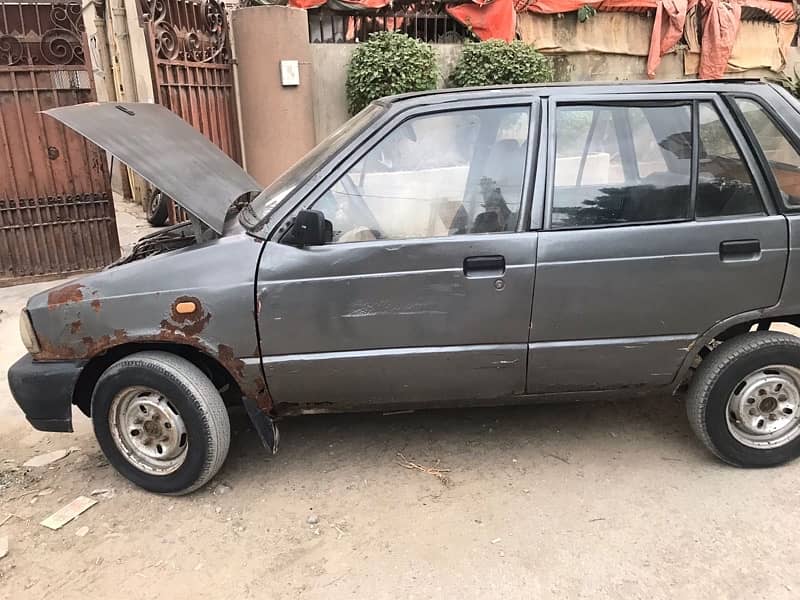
<box><xmin>774</xmin><ymin>68</ymin><xmax>800</xmax><ymax>99</ymax></box>
<box><xmin>449</xmin><ymin>40</ymin><xmax>554</xmax><ymax>88</ymax></box>
<box><xmin>345</xmin><ymin>32</ymin><xmax>438</xmax><ymax>115</ymax></box>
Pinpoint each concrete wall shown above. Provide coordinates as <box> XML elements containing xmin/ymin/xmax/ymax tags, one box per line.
<box><xmin>306</xmin><ymin>12</ymin><xmax>798</xmax><ymax>143</ymax></box>
<box><xmin>310</xmin><ymin>44</ymin><xmax>463</xmax><ymax>143</ymax></box>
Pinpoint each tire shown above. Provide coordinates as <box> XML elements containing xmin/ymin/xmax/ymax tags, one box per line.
<box><xmin>687</xmin><ymin>331</ymin><xmax>800</xmax><ymax>467</ymax></box>
<box><xmin>91</xmin><ymin>351</ymin><xmax>230</xmax><ymax>494</ymax></box>
<box><xmin>146</xmin><ymin>189</ymin><xmax>169</xmax><ymax>226</ymax></box>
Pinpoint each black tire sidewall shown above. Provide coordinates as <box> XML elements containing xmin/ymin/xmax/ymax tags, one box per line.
<box><xmin>705</xmin><ymin>343</ymin><xmax>800</xmax><ymax>467</ymax></box>
<box><xmin>92</xmin><ymin>360</ymin><xmax>214</xmax><ymax>494</ymax></box>
<box><xmin>146</xmin><ymin>191</ymin><xmax>169</xmax><ymax>226</ymax></box>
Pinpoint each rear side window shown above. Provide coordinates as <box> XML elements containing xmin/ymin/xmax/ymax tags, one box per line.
<box><xmin>735</xmin><ymin>97</ymin><xmax>800</xmax><ymax>207</ymax></box>
<box><xmin>552</xmin><ymin>105</ymin><xmax>691</xmax><ymax>228</ymax></box>
<box><xmin>696</xmin><ymin>102</ymin><xmax>763</xmax><ymax>218</ymax></box>
<box><xmin>550</xmin><ymin>101</ymin><xmax>764</xmax><ymax>229</ymax></box>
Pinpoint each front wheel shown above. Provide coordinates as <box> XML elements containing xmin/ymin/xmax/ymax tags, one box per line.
<box><xmin>91</xmin><ymin>351</ymin><xmax>230</xmax><ymax>494</ymax></box>
<box><xmin>687</xmin><ymin>331</ymin><xmax>800</xmax><ymax>467</ymax></box>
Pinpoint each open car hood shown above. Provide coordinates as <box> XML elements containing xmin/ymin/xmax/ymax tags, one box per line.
<box><xmin>44</xmin><ymin>102</ymin><xmax>261</xmax><ymax>235</ymax></box>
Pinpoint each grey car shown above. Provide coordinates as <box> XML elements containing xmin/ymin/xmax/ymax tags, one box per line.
<box><xmin>11</xmin><ymin>79</ymin><xmax>800</xmax><ymax>494</ymax></box>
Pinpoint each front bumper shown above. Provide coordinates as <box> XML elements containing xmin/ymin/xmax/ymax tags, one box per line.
<box><xmin>8</xmin><ymin>354</ymin><xmax>84</xmax><ymax>432</ymax></box>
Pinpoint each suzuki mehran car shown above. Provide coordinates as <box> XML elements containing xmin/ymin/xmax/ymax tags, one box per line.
<box><xmin>10</xmin><ymin>80</ymin><xmax>800</xmax><ymax>494</ymax></box>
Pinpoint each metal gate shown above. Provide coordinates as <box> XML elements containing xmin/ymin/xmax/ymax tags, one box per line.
<box><xmin>0</xmin><ymin>1</ymin><xmax>119</xmax><ymax>285</ymax></box>
<box><xmin>139</xmin><ymin>0</ymin><xmax>240</xmax><ymax>223</ymax></box>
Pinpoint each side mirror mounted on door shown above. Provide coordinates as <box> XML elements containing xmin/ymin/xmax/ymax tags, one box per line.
<box><xmin>284</xmin><ymin>209</ymin><xmax>333</xmax><ymax>247</ymax></box>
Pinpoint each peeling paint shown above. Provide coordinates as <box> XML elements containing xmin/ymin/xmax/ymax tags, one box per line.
<box><xmin>160</xmin><ymin>296</ymin><xmax>211</xmax><ymax>339</ymax></box>
<box><xmin>47</xmin><ymin>283</ymin><xmax>84</xmax><ymax>310</ymax></box>
<box><xmin>218</xmin><ymin>343</ymin><xmax>271</xmax><ymax>411</ymax></box>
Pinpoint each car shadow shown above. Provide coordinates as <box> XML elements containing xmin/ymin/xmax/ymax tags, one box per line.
<box><xmin>219</xmin><ymin>393</ymin><xmax>708</xmax><ymax>485</ymax></box>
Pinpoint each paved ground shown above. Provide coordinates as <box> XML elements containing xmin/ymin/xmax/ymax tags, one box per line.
<box><xmin>2</xmin><ymin>203</ymin><xmax>800</xmax><ymax>599</ymax></box>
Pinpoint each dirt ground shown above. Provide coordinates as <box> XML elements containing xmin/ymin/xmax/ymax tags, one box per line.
<box><xmin>2</xmin><ymin>203</ymin><xmax>800</xmax><ymax>599</ymax></box>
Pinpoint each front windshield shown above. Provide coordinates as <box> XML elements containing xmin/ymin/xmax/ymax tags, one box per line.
<box><xmin>240</xmin><ymin>103</ymin><xmax>386</xmax><ymax>230</ymax></box>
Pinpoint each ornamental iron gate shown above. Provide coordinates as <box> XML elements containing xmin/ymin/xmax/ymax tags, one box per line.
<box><xmin>0</xmin><ymin>0</ymin><xmax>119</xmax><ymax>285</ymax></box>
<box><xmin>139</xmin><ymin>0</ymin><xmax>240</xmax><ymax>224</ymax></box>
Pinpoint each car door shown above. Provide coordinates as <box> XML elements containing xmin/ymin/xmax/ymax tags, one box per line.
<box><xmin>256</xmin><ymin>100</ymin><xmax>539</xmax><ymax>412</ymax></box>
<box><xmin>528</xmin><ymin>93</ymin><xmax>789</xmax><ymax>394</ymax></box>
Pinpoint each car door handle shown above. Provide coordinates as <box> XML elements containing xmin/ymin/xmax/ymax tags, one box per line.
<box><xmin>719</xmin><ymin>239</ymin><xmax>761</xmax><ymax>262</ymax></box>
<box><xmin>463</xmin><ymin>255</ymin><xmax>505</xmax><ymax>277</ymax></box>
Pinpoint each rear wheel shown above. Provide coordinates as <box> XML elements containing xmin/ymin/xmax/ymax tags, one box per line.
<box><xmin>91</xmin><ymin>351</ymin><xmax>230</xmax><ymax>494</ymax></box>
<box><xmin>146</xmin><ymin>189</ymin><xmax>169</xmax><ymax>226</ymax></box>
<box><xmin>687</xmin><ymin>331</ymin><xmax>800</xmax><ymax>467</ymax></box>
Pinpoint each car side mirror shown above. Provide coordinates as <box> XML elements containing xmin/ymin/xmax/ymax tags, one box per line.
<box><xmin>284</xmin><ymin>209</ymin><xmax>332</xmax><ymax>247</ymax></box>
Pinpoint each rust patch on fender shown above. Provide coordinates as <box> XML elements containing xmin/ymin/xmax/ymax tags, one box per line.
<box><xmin>70</xmin><ymin>320</ymin><xmax>82</xmax><ymax>334</ymax></box>
<box><xmin>37</xmin><ymin>338</ymin><xmax>79</xmax><ymax>360</ymax></box>
<box><xmin>160</xmin><ymin>296</ymin><xmax>211</xmax><ymax>339</ymax></box>
<box><xmin>218</xmin><ymin>343</ymin><xmax>272</xmax><ymax>411</ymax></box>
<box><xmin>81</xmin><ymin>329</ymin><xmax>130</xmax><ymax>356</ymax></box>
<box><xmin>47</xmin><ymin>283</ymin><xmax>84</xmax><ymax>310</ymax></box>
<box><xmin>218</xmin><ymin>344</ymin><xmax>245</xmax><ymax>378</ymax></box>
<box><xmin>90</xmin><ymin>299</ymin><xmax>102</xmax><ymax>313</ymax></box>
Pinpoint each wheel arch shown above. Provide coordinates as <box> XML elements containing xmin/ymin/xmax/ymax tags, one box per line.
<box><xmin>72</xmin><ymin>341</ymin><xmax>244</xmax><ymax>417</ymax></box>
<box><xmin>674</xmin><ymin>311</ymin><xmax>800</xmax><ymax>392</ymax></box>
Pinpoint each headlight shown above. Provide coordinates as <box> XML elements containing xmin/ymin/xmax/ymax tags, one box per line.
<box><xmin>19</xmin><ymin>309</ymin><xmax>41</xmax><ymax>354</ymax></box>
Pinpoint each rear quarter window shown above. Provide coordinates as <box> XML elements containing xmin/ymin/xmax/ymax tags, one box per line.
<box><xmin>735</xmin><ymin>97</ymin><xmax>800</xmax><ymax>208</ymax></box>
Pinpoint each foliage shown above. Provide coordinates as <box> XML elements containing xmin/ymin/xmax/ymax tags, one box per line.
<box><xmin>345</xmin><ymin>32</ymin><xmax>438</xmax><ymax>115</ymax></box>
<box><xmin>577</xmin><ymin>4</ymin><xmax>597</xmax><ymax>22</ymax></box>
<box><xmin>772</xmin><ymin>68</ymin><xmax>800</xmax><ymax>99</ymax></box>
<box><xmin>449</xmin><ymin>40</ymin><xmax>554</xmax><ymax>88</ymax></box>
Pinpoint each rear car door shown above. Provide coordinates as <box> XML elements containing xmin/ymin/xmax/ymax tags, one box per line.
<box><xmin>257</xmin><ymin>99</ymin><xmax>539</xmax><ymax>412</ymax></box>
<box><xmin>528</xmin><ymin>93</ymin><xmax>788</xmax><ymax>393</ymax></box>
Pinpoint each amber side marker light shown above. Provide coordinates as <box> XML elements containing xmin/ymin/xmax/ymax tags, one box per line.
<box><xmin>175</xmin><ymin>301</ymin><xmax>196</xmax><ymax>315</ymax></box>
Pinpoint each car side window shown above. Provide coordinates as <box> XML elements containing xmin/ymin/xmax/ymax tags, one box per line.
<box><xmin>551</xmin><ymin>105</ymin><xmax>692</xmax><ymax>228</ymax></box>
<box><xmin>311</xmin><ymin>107</ymin><xmax>530</xmax><ymax>243</ymax></box>
<box><xmin>696</xmin><ymin>102</ymin><xmax>764</xmax><ymax>218</ymax></box>
<box><xmin>734</xmin><ymin>97</ymin><xmax>800</xmax><ymax>207</ymax></box>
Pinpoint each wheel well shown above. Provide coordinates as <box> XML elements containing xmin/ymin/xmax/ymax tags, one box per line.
<box><xmin>72</xmin><ymin>342</ymin><xmax>242</xmax><ymax>417</ymax></box>
<box><xmin>682</xmin><ymin>316</ymin><xmax>800</xmax><ymax>389</ymax></box>
<box><xmin>714</xmin><ymin>317</ymin><xmax>800</xmax><ymax>342</ymax></box>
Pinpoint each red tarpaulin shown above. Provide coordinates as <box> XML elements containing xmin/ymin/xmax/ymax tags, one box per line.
<box><xmin>698</xmin><ymin>0</ymin><xmax>742</xmax><ymax>78</ymax></box>
<box><xmin>646</xmin><ymin>0</ymin><xmax>691</xmax><ymax>77</ymax></box>
<box><xmin>294</xmin><ymin>0</ymin><xmax>796</xmax><ymax>80</ymax></box>
<box><xmin>445</xmin><ymin>0</ymin><xmax>517</xmax><ymax>41</ymax></box>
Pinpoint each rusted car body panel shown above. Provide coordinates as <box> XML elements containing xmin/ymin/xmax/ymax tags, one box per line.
<box><xmin>28</xmin><ymin>227</ymin><xmax>270</xmax><ymax>409</ymax></box>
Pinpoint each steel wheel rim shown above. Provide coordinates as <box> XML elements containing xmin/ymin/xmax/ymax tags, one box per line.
<box><xmin>726</xmin><ymin>365</ymin><xmax>800</xmax><ymax>449</ymax></box>
<box><xmin>108</xmin><ymin>386</ymin><xmax>188</xmax><ymax>475</ymax></box>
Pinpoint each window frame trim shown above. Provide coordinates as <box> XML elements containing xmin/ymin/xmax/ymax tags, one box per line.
<box><xmin>694</xmin><ymin>97</ymin><xmax>773</xmax><ymax>220</ymax></box>
<box><xmin>726</xmin><ymin>92</ymin><xmax>800</xmax><ymax>214</ymax></box>
<box><xmin>543</xmin><ymin>92</ymin><xmax>773</xmax><ymax>232</ymax></box>
<box><xmin>270</xmin><ymin>97</ymin><xmax>538</xmax><ymax>245</ymax></box>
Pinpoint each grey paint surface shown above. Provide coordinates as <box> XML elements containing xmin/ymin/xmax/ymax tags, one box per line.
<box><xmin>257</xmin><ymin>235</ymin><xmax>537</xmax><ymax>407</ymax></box>
<box><xmin>19</xmin><ymin>80</ymin><xmax>800</xmax><ymax>422</ymax></box>
<box><xmin>44</xmin><ymin>103</ymin><xmax>261</xmax><ymax>235</ymax></box>
<box><xmin>527</xmin><ymin>335</ymin><xmax>696</xmax><ymax>393</ymax></box>
<box><xmin>531</xmin><ymin>217</ymin><xmax>787</xmax><ymax>338</ymax></box>
<box><xmin>264</xmin><ymin>344</ymin><xmax>527</xmax><ymax>413</ymax></box>
<box><xmin>527</xmin><ymin>217</ymin><xmax>788</xmax><ymax>391</ymax></box>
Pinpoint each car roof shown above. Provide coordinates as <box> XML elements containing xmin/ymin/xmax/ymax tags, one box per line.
<box><xmin>378</xmin><ymin>78</ymin><xmax>775</xmax><ymax>108</ymax></box>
